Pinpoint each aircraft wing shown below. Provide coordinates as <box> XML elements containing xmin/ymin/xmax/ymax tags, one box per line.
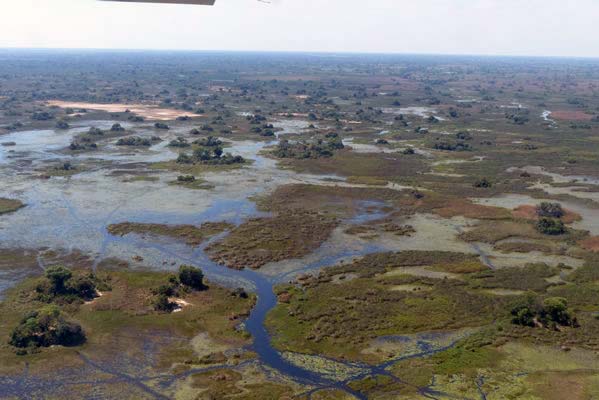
<box><xmin>101</xmin><ymin>0</ymin><xmax>216</xmax><ymax>5</ymax></box>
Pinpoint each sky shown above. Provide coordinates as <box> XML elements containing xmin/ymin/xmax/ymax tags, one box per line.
<box><xmin>1</xmin><ymin>0</ymin><xmax>598</xmax><ymax>58</ymax></box>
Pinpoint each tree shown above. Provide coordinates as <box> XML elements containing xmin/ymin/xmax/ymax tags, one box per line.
<box><xmin>45</xmin><ymin>266</ymin><xmax>72</xmax><ymax>294</ymax></box>
<box><xmin>67</xmin><ymin>275</ymin><xmax>97</xmax><ymax>300</ymax></box>
<box><xmin>110</xmin><ymin>123</ymin><xmax>125</xmax><ymax>132</ymax></box>
<box><xmin>179</xmin><ymin>265</ymin><xmax>205</xmax><ymax>290</ymax></box>
<box><xmin>55</xmin><ymin>120</ymin><xmax>70</xmax><ymax>130</ymax></box>
<box><xmin>536</xmin><ymin>217</ymin><xmax>565</xmax><ymax>235</ymax></box>
<box><xmin>10</xmin><ymin>305</ymin><xmax>85</xmax><ymax>349</ymax></box>
<box><xmin>542</xmin><ymin>297</ymin><xmax>573</xmax><ymax>326</ymax></box>
<box><xmin>473</xmin><ymin>178</ymin><xmax>492</xmax><ymax>188</ymax></box>
<box><xmin>153</xmin><ymin>294</ymin><xmax>176</xmax><ymax>312</ymax></box>
<box><xmin>537</xmin><ymin>202</ymin><xmax>564</xmax><ymax>219</ymax></box>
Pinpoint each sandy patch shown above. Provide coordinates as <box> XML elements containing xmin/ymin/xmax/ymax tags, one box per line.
<box><xmin>170</xmin><ymin>297</ymin><xmax>192</xmax><ymax>312</ymax></box>
<box><xmin>46</xmin><ymin>100</ymin><xmax>195</xmax><ymax>121</ymax></box>
<box><xmin>83</xmin><ymin>291</ymin><xmax>103</xmax><ymax>305</ymax></box>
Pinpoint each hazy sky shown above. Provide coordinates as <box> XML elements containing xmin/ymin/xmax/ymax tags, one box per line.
<box><xmin>1</xmin><ymin>0</ymin><xmax>598</xmax><ymax>57</ymax></box>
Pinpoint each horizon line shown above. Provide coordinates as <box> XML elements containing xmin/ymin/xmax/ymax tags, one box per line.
<box><xmin>1</xmin><ymin>46</ymin><xmax>599</xmax><ymax>61</ymax></box>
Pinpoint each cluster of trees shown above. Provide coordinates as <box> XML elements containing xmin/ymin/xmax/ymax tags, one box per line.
<box><xmin>69</xmin><ymin>140</ymin><xmax>97</xmax><ymax>151</ymax></box>
<box><xmin>31</xmin><ymin>111</ymin><xmax>54</xmax><ymax>121</ymax></box>
<box><xmin>193</xmin><ymin>136</ymin><xmax>222</xmax><ymax>147</ymax></box>
<box><xmin>177</xmin><ymin>175</ymin><xmax>196</xmax><ymax>183</ymax></box>
<box><xmin>473</xmin><ymin>178</ymin><xmax>492</xmax><ymax>188</ymax></box>
<box><xmin>537</xmin><ymin>217</ymin><xmax>566</xmax><ymax>235</ymax></box>
<box><xmin>536</xmin><ymin>202</ymin><xmax>567</xmax><ymax>235</ymax></box>
<box><xmin>506</xmin><ymin>109</ymin><xmax>530</xmax><ymax>125</ymax></box>
<box><xmin>116</xmin><ymin>136</ymin><xmax>161</xmax><ymax>147</ymax></box>
<box><xmin>511</xmin><ymin>295</ymin><xmax>578</xmax><ymax>330</ymax></box>
<box><xmin>55</xmin><ymin>120</ymin><xmax>70</xmax><ymax>130</ymax></box>
<box><xmin>55</xmin><ymin>161</ymin><xmax>75</xmax><ymax>171</ymax></box>
<box><xmin>168</xmin><ymin>137</ymin><xmax>190</xmax><ymax>148</ymax></box>
<box><xmin>176</xmin><ymin>146</ymin><xmax>244</xmax><ymax>166</ymax></box>
<box><xmin>537</xmin><ymin>202</ymin><xmax>564</xmax><ymax>218</ymax></box>
<box><xmin>128</xmin><ymin>115</ymin><xmax>144</xmax><ymax>122</ymax></box>
<box><xmin>154</xmin><ymin>122</ymin><xmax>170</xmax><ymax>130</ymax></box>
<box><xmin>152</xmin><ymin>265</ymin><xmax>206</xmax><ymax>313</ymax></box>
<box><xmin>2</xmin><ymin>122</ymin><xmax>23</xmax><ymax>131</ymax></box>
<box><xmin>247</xmin><ymin>114</ymin><xmax>267</xmax><ymax>125</ymax></box>
<box><xmin>10</xmin><ymin>305</ymin><xmax>85</xmax><ymax>350</ymax></box>
<box><xmin>455</xmin><ymin>131</ymin><xmax>472</xmax><ymax>141</ymax></box>
<box><xmin>273</xmin><ymin>136</ymin><xmax>344</xmax><ymax>159</ymax></box>
<box><xmin>434</xmin><ymin>139</ymin><xmax>472</xmax><ymax>152</ymax></box>
<box><xmin>88</xmin><ymin>127</ymin><xmax>104</xmax><ymax>136</ymax></box>
<box><xmin>36</xmin><ymin>265</ymin><xmax>103</xmax><ymax>304</ymax></box>
<box><xmin>250</xmin><ymin>126</ymin><xmax>275</xmax><ymax>137</ymax></box>
<box><xmin>110</xmin><ymin>123</ymin><xmax>125</xmax><ymax>132</ymax></box>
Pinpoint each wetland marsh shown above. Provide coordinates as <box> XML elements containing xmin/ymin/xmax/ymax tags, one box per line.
<box><xmin>1</xmin><ymin>51</ymin><xmax>599</xmax><ymax>399</ymax></box>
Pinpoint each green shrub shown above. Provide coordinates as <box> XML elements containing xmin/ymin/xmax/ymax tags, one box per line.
<box><xmin>536</xmin><ymin>217</ymin><xmax>565</xmax><ymax>235</ymax></box>
<box><xmin>153</xmin><ymin>294</ymin><xmax>176</xmax><ymax>313</ymax></box>
<box><xmin>179</xmin><ymin>265</ymin><xmax>205</xmax><ymax>290</ymax></box>
<box><xmin>9</xmin><ymin>306</ymin><xmax>85</xmax><ymax>349</ymax></box>
<box><xmin>537</xmin><ymin>202</ymin><xmax>564</xmax><ymax>218</ymax></box>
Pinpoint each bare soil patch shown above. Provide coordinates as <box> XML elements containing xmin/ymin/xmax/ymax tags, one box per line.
<box><xmin>551</xmin><ymin>110</ymin><xmax>594</xmax><ymax>121</ymax></box>
<box><xmin>579</xmin><ymin>236</ymin><xmax>599</xmax><ymax>252</ymax></box>
<box><xmin>46</xmin><ymin>100</ymin><xmax>193</xmax><ymax>121</ymax></box>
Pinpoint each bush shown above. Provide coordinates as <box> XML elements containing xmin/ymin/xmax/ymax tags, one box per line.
<box><xmin>39</xmin><ymin>266</ymin><xmax>100</xmax><ymax>302</ymax></box>
<box><xmin>116</xmin><ymin>136</ymin><xmax>155</xmax><ymax>147</ymax></box>
<box><xmin>31</xmin><ymin>111</ymin><xmax>53</xmax><ymax>121</ymax></box>
<box><xmin>154</xmin><ymin>122</ymin><xmax>170</xmax><ymax>130</ymax></box>
<box><xmin>66</xmin><ymin>275</ymin><xmax>97</xmax><ymax>300</ymax></box>
<box><xmin>537</xmin><ymin>202</ymin><xmax>564</xmax><ymax>218</ymax></box>
<box><xmin>110</xmin><ymin>123</ymin><xmax>125</xmax><ymax>132</ymax></box>
<box><xmin>177</xmin><ymin>175</ymin><xmax>196</xmax><ymax>183</ymax></box>
<box><xmin>473</xmin><ymin>178</ymin><xmax>492</xmax><ymax>188</ymax></box>
<box><xmin>511</xmin><ymin>295</ymin><xmax>577</xmax><ymax>329</ymax></box>
<box><xmin>153</xmin><ymin>294</ymin><xmax>176</xmax><ymax>313</ymax></box>
<box><xmin>536</xmin><ymin>217</ymin><xmax>566</xmax><ymax>235</ymax></box>
<box><xmin>55</xmin><ymin>120</ymin><xmax>70</xmax><ymax>130</ymax></box>
<box><xmin>9</xmin><ymin>306</ymin><xmax>85</xmax><ymax>349</ymax></box>
<box><xmin>168</xmin><ymin>137</ymin><xmax>190</xmax><ymax>148</ymax></box>
<box><xmin>194</xmin><ymin>136</ymin><xmax>222</xmax><ymax>147</ymax></box>
<box><xmin>273</xmin><ymin>137</ymin><xmax>344</xmax><ymax>159</ymax></box>
<box><xmin>179</xmin><ymin>265</ymin><xmax>205</xmax><ymax>290</ymax></box>
<box><xmin>88</xmin><ymin>127</ymin><xmax>104</xmax><ymax>136</ymax></box>
<box><xmin>45</xmin><ymin>265</ymin><xmax>72</xmax><ymax>294</ymax></box>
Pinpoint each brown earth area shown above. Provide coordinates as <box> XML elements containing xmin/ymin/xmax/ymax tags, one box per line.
<box><xmin>551</xmin><ymin>110</ymin><xmax>594</xmax><ymax>121</ymax></box>
<box><xmin>46</xmin><ymin>100</ymin><xmax>197</xmax><ymax>121</ymax></box>
<box><xmin>579</xmin><ymin>236</ymin><xmax>599</xmax><ymax>252</ymax></box>
<box><xmin>512</xmin><ymin>205</ymin><xmax>581</xmax><ymax>223</ymax></box>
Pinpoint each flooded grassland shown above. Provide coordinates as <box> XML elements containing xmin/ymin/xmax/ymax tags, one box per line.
<box><xmin>1</xmin><ymin>52</ymin><xmax>599</xmax><ymax>399</ymax></box>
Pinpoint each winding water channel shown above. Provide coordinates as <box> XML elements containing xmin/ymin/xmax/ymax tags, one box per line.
<box><xmin>0</xmin><ymin>124</ymin><xmax>484</xmax><ymax>398</ymax></box>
